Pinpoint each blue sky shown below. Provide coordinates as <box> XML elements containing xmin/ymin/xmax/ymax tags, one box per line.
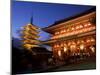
<box><xmin>12</xmin><ymin>1</ymin><xmax>95</xmax><ymax>41</ymax></box>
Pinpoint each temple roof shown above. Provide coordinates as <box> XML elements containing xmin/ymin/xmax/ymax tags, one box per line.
<box><xmin>42</xmin><ymin>7</ymin><xmax>96</xmax><ymax>32</ymax></box>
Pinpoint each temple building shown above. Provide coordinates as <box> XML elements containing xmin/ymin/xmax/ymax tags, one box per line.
<box><xmin>43</xmin><ymin>7</ymin><xmax>96</xmax><ymax>61</ymax></box>
<box><xmin>21</xmin><ymin>17</ymin><xmax>40</xmax><ymax>50</ymax></box>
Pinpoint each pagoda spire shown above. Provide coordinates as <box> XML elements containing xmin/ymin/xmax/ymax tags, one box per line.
<box><xmin>30</xmin><ymin>16</ymin><xmax>33</xmax><ymax>25</ymax></box>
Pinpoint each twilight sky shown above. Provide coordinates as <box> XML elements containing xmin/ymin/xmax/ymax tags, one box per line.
<box><xmin>12</xmin><ymin>1</ymin><xmax>95</xmax><ymax>41</ymax></box>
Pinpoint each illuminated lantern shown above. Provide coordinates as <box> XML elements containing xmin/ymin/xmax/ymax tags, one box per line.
<box><xmin>55</xmin><ymin>32</ymin><xmax>59</xmax><ymax>35</ymax></box>
<box><xmin>80</xmin><ymin>25</ymin><xmax>83</xmax><ymax>28</ymax></box>
<box><xmin>64</xmin><ymin>43</ymin><xmax>67</xmax><ymax>46</ymax></box>
<box><xmin>88</xmin><ymin>23</ymin><xmax>91</xmax><ymax>26</ymax></box>
<box><xmin>63</xmin><ymin>29</ymin><xmax>66</xmax><ymax>32</ymax></box>
<box><xmin>80</xmin><ymin>44</ymin><xmax>84</xmax><ymax>50</ymax></box>
<box><xmin>84</xmin><ymin>24</ymin><xmax>88</xmax><ymax>27</ymax></box>
<box><xmin>80</xmin><ymin>30</ymin><xmax>83</xmax><ymax>33</ymax></box>
<box><xmin>55</xmin><ymin>32</ymin><xmax>58</xmax><ymax>35</ymax></box>
<box><xmin>80</xmin><ymin>40</ymin><xmax>84</xmax><ymax>43</ymax></box>
<box><xmin>90</xmin><ymin>46</ymin><xmax>95</xmax><ymax>53</ymax></box>
<box><xmin>58</xmin><ymin>50</ymin><xmax>61</xmax><ymax>57</ymax></box>
<box><xmin>68</xmin><ymin>41</ymin><xmax>71</xmax><ymax>46</ymax></box>
<box><xmin>86</xmin><ymin>39</ymin><xmax>90</xmax><ymax>43</ymax></box>
<box><xmin>61</xmin><ymin>30</ymin><xmax>63</xmax><ymax>33</ymax></box>
<box><xmin>67</xmin><ymin>29</ymin><xmax>70</xmax><ymax>32</ymax></box>
<box><xmin>72</xmin><ymin>27</ymin><xmax>75</xmax><ymax>30</ymax></box>
<box><xmin>70</xmin><ymin>44</ymin><xmax>76</xmax><ymax>52</ymax></box>
<box><xmin>54</xmin><ymin>45</ymin><xmax>57</xmax><ymax>48</ymax></box>
<box><xmin>56</xmin><ymin>44</ymin><xmax>59</xmax><ymax>47</ymax></box>
<box><xmin>64</xmin><ymin>47</ymin><xmax>68</xmax><ymax>52</ymax></box>
<box><xmin>76</xmin><ymin>26</ymin><xmax>79</xmax><ymax>29</ymax></box>
<box><xmin>91</xmin><ymin>38</ymin><xmax>95</xmax><ymax>42</ymax></box>
<box><xmin>60</xmin><ymin>43</ymin><xmax>63</xmax><ymax>47</ymax></box>
<box><xmin>77</xmin><ymin>40</ymin><xmax>80</xmax><ymax>44</ymax></box>
<box><xmin>72</xmin><ymin>41</ymin><xmax>75</xmax><ymax>45</ymax></box>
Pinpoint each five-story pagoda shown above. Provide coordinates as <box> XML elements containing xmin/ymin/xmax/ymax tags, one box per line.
<box><xmin>21</xmin><ymin>17</ymin><xmax>40</xmax><ymax>50</ymax></box>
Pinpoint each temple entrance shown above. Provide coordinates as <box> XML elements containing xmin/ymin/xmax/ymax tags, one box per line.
<box><xmin>52</xmin><ymin>35</ymin><xmax>96</xmax><ymax>63</ymax></box>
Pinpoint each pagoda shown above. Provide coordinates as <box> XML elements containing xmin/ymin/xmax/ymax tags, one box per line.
<box><xmin>22</xmin><ymin>17</ymin><xmax>40</xmax><ymax>50</ymax></box>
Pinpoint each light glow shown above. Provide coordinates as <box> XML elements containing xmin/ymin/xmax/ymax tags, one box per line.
<box><xmin>64</xmin><ymin>47</ymin><xmax>68</xmax><ymax>52</ymax></box>
<box><xmin>84</xmin><ymin>24</ymin><xmax>88</xmax><ymax>27</ymax></box>
<box><xmin>80</xmin><ymin>25</ymin><xmax>83</xmax><ymax>28</ymax></box>
<box><xmin>51</xmin><ymin>24</ymin><xmax>96</xmax><ymax>39</ymax></box>
<box><xmin>88</xmin><ymin>23</ymin><xmax>91</xmax><ymax>26</ymax></box>
<box><xmin>76</xmin><ymin>26</ymin><xmax>79</xmax><ymax>29</ymax></box>
<box><xmin>80</xmin><ymin>44</ymin><xmax>84</xmax><ymax>50</ymax></box>
<box><xmin>90</xmin><ymin>46</ymin><xmax>95</xmax><ymax>53</ymax></box>
<box><xmin>91</xmin><ymin>38</ymin><xmax>95</xmax><ymax>42</ymax></box>
<box><xmin>72</xmin><ymin>27</ymin><xmax>74</xmax><ymax>30</ymax></box>
<box><xmin>70</xmin><ymin>44</ymin><xmax>76</xmax><ymax>51</ymax></box>
<box><xmin>56</xmin><ymin>44</ymin><xmax>59</xmax><ymax>47</ymax></box>
<box><xmin>58</xmin><ymin>50</ymin><xmax>61</xmax><ymax>57</ymax></box>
